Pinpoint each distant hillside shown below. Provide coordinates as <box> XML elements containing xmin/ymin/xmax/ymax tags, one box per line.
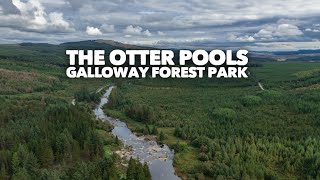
<box><xmin>95</xmin><ymin>40</ymin><xmax>145</xmax><ymax>49</ymax></box>
<box><xmin>1</xmin><ymin>40</ymin><xmax>320</xmax><ymax>65</ymax></box>
<box><xmin>61</xmin><ymin>40</ymin><xmax>147</xmax><ymax>50</ymax></box>
<box><xmin>272</xmin><ymin>49</ymin><xmax>320</xmax><ymax>55</ymax></box>
<box><xmin>0</xmin><ymin>40</ymin><xmax>152</xmax><ymax>66</ymax></box>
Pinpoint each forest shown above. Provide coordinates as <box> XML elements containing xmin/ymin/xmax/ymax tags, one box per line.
<box><xmin>0</xmin><ymin>42</ymin><xmax>151</xmax><ymax>180</ymax></box>
<box><xmin>1</xmin><ymin>41</ymin><xmax>320</xmax><ymax>179</ymax></box>
<box><xmin>105</xmin><ymin>62</ymin><xmax>320</xmax><ymax>179</ymax></box>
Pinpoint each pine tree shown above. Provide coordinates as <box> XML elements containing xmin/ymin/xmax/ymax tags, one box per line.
<box><xmin>159</xmin><ymin>131</ymin><xmax>165</xmax><ymax>142</ymax></box>
<box><xmin>144</xmin><ymin>125</ymin><xmax>151</xmax><ymax>135</ymax></box>
<box><xmin>12</xmin><ymin>168</ymin><xmax>31</xmax><ymax>180</ymax></box>
<box><xmin>0</xmin><ymin>163</ymin><xmax>7</xmax><ymax>179</ymax></box>
<box><xmin>143</xmin><ymin>163</ymin><xmax>152</xmax><ymax>180</ymax></box>
<box><xmin>39</xmin><ymin>146</ymin><xmax>54</xmax><ymax>167</ymax></box>
<box><xmin>12</xmin><ymin>152</ymin><xmax>20</xmax><ymax>173</ymax></box>
<box><xmin>115</xmin><ymin>136</ymin><xmax>120</xmax><ymax>145</ymax></box>
<box><xmin>152</xmin><ymin>126</ymin><xmax>158</xmax><ymax>135</ymax></box>
<box><xmin>127</xmin><ymin>158</ymin><xmax>136</xmax><ymax>180</ymax></box>
<box><xmin>136</xmin><ymin>162</ymin><xmax>146</xmax><ymax>180</ymax></box>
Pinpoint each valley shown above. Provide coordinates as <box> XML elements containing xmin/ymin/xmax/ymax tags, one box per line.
<box><xmin>1</xmin><ymin>41</ymin><xmax>320</xmax><ymax>179</ymax></box>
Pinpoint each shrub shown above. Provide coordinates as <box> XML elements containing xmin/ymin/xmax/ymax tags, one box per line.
<box><xmin>241</xmin><ymin>95</ymin><xmax>262</xmax><ymax>106</ymax></box>
<box><xmin>258</xmin><ymin>90</ymin><xmax>282</xmax><ymax>99</ymax></box>
<box><xmin>210</xmin><ymin>108</ymin><xmax>236</xmax><ymax>120</ymax></box>
<box><xmin>198</xmin><ymin>152</ymin><xmax>209</xmax><ymax>161</ymax></box>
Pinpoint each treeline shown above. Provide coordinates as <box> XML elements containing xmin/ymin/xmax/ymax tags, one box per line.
<box><xmin>74</xmin><ymin>87</ymin><xmax>100</xmax><ymax>103</ymax></box>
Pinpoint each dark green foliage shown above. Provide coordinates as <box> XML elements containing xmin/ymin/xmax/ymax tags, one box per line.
<box><xmin>74</xmin><ymin>87</ymin><xmax>100</xmax><ymax>103</ymax></box>
<box><xmin>241</xmin><ymin>95</ymin><xmax>262</xmax><ymax>106</ymax></box>
<box><xmin>143</xmin><ymin>163</ymin><xmax>152</xmax><ymax>180</ymax></box>
<box><xmin>0</xmin><ymin>95</ymin><xmax>121</xmax><ymax>179</ymax></box>
<box><xmin>210</xmin><ymin>108</ymin><xmax>237</xmax><ymax>120</ymax></box>
<box><xmin>2</xmin><ymin>43</ymin><xmax>320</xmax><ymax>179</ymax></box>
<box><xmin>125</xmin><ymin>104</ymin><xmax>154</xmax><ymax>123</ymax></box>
<box><xmin>106</xmin><ymin>61</ymin><xmax>320</xmax><ymax>179</ymax></box>
<box><xmin>71</xmin><ymin>155</ymin><xmax>121</xmax><ymax>180</ymax></box>
<box><xmin>198</xmin><ymin>152</ymin><xmax>209</xmax><ymax>161</ymax></box>
<box><xmin>158</xmin><ymin>131</ymin><xmax>166</xmax><ymax>142</ymax></box>
<box><xmin>171</xmin><ymin>141</ymin><xmax>187</xmax><ymax>153</ymax></box>
<box><xmin>141</xmin><ymin>125</ymin><xmax>158</xmax><ymax>135</ymax></box>
<box><xmin>0</xmin><ymin>43</ymin><xmax>154</xmax><ymax>179</ymax></box>
<box><xmin>106</xmin><ymin>87</ymin><xmax>127</xmax><ymax>109</ymax></box>
<box><xmin>108</xmin><ymin>88</ymin><xmax>156</xmax><ymax>123</ymax></box>
<box><xmin>257</xmin><ymin>90</ymin><xmax>282</xmax><ymax>100</ymax></box>
<box><xmin>126</xmin><ymin>158</ymin><xmax>151</xmax><ymax>180</ymax></box>
<box><xmin>151</xmin><ymin>126</ymin><xmax>158</xmax><ymax>135</ymax></box>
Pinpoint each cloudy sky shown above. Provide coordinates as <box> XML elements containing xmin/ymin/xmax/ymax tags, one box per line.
<box><xmin>0</xmin><ymin>0</ymin><xmax>320</xmax><ymax>51</ymax></box>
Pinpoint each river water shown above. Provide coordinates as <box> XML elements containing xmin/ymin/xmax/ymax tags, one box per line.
<box><xmin>93</xmin><ymin>86</ymin><xmax>180</xmax><ymax>180</ymax></box>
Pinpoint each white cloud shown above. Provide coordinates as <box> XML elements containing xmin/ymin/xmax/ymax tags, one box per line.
<box><xmin>229</xmin><ymin>34</ymin><xmax>255</xmax><ymax>42</ymax></box>
<box><xmin>238</xmin><ymin>36</ymin><xmax>254</xmax><ymax>42</ymax></box>
<box><xmin>255</xmin><ymin>24</ymin><xmax>303</xmax><ymax>39</ymax></box>
<box><xmin>124</xmin><ymin>25</ymin><xmax>143</xmax><ymax>35</ymax></box>
<box><xmin>304</xmin><ymin>23</ymin><xmax>320</xmax><ymax>33</ymax></box>
<box><xmin>0</xmin><ymin>0</ymin><xmax>73</xmax><ymax>33</ymax></box>
<box><xmin>305</xmin><ymin>28</ymin><xmax>320</xmax><ymax>32</ymax></box>
<box><xmin>100</xmin><ymin>24</ymin><xmax>115</xmax><ymax>33</ymax></box>
<box><xmin>143</xmin><ymin>29</ymin><xmax>152</xmax><ymax>36</ymax></box>
<box><xmin>86</xmin><ymin>26</ymin><xmax>103</xmax><ymax>36</ymax></box>
<box><xmin>48</xmin><ymin>12</ymin><xmax>73</xmax><ymax>31</ymax></box>
<box><xmin>13</xmin><ymin>0</ymin><xmax>47</xmax><ymax>30</ymax></box>
<box><xmin>1</xmin><ymin>0</ymin><xmax>320</xmax><ymax>48</ymax></box>
<box><xmin>123</xmin><ymin>25</ymin><xmax>153</xmax><ymax>36</ymax></box>
<box><xmin>157</xmin><ymin>31</ymin><xmax>165</xmax><ymax>35</ymax></box>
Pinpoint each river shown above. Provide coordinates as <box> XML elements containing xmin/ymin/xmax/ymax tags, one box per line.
<box><xmin>93</xmin><ymin>86</ymin><xmax>180</xmax><ymax>180</ymax></box>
